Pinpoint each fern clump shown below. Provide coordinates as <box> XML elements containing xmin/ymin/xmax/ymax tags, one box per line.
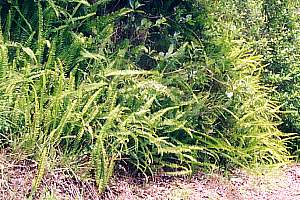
<box><xmin>0</xmin><ymin>0</ymin><xmax>293</xmax><ymax>194</ymax></box>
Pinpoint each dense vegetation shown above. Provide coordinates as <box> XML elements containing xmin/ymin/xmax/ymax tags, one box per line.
<box><xmin>0</xmin><ymin>0</ymin><xmax>299</xmax><ymax>195</ymax></box>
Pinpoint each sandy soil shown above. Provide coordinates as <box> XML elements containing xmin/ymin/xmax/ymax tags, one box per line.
<box><xmin>0</xmin><ymin>152</ymin><xmax>300</xmax><ymax>200</ymax></box>
<box><xmin>104</xmin><ymin>164</ymin><xmax>300</xmax><ymax>200</ymax></box>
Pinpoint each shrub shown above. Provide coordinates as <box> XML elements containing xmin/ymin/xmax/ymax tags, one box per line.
<box><xmin>228</xmin><ymin>0</ymin><xmax>300</xmax><ymax>154</ymax></box>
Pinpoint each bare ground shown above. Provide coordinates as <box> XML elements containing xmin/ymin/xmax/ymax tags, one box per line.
<box><xmin>0</xmin><ymin>152</ymin><xmax>300</xmax><ymax>200</ymax></box>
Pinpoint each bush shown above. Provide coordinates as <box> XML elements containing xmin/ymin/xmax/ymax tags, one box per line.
<box><xmin>228</xmin><ymin>0</ymin><xmax>300</xmax><ymax>154</ymax></box>
<box><xmin>262</xmin><ymin>1</ymin><xmax>300</xmax><ymax>139</ymax></box>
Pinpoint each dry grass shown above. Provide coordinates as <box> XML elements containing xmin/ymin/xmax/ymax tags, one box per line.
<box><xmin>0</xmin><ymin>151</ymin><xmax>100</xmax><ymax>200</ymax></box>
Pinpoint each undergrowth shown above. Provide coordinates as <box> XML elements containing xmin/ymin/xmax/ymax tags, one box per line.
<box><xmin>0</xmin><ymin>0</ymin><xmax>294</xmax><ymax>194</ymax></box>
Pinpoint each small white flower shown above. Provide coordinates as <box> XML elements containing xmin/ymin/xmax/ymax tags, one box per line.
<box><xmin>226</xmin><ymin>92</ymin><xmax>234</xmax><ymax>98</ymax></box>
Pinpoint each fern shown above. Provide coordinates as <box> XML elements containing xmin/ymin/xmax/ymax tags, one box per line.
<box><xmin>0</xmin><ymin>0</ymin><xmax>293</xmax><ymax>195</ymax></box>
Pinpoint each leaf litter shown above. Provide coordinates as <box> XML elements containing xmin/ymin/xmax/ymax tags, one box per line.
<box><xmin>0</xmin><ymin>152</ymin><xmax>300</xmax><ymax>200</ymax></box>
